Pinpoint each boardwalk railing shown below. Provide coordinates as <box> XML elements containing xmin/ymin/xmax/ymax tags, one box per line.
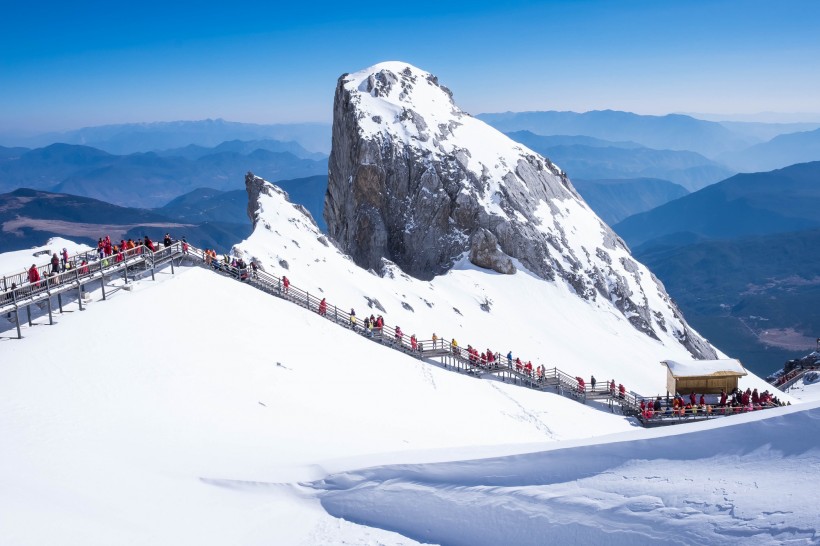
<box><xmin>3</xmin><ymin>241</ymin><xmax>783</xmax><ymax>426</ymax></box>
<box><xmin>1</xmin><ymin>242</ymin><xmax>185</xmax><ymax>337</ymax></box>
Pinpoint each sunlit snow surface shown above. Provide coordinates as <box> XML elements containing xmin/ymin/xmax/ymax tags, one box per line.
<box><xmin>234</xmin><ymin>178</ymin><xmax>778</xmax><ymax>398</ymax></box>
<box><xmin>0</xmin><ymin>250</ymin><xmax>816</xmax><ymax>544</ymax></box>
<box><xmin>0</xmin><ymin>158</ymin><xmax>808</xmax><ymax>543</ymax></box>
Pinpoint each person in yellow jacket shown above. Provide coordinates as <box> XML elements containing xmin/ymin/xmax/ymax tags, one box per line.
<box><xmin>451</xmin><ymin>338</ymin><xmax>459</xmax><ymax>355</ymax></box>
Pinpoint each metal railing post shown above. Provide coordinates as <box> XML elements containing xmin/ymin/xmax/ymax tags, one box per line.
<box><xmin>12</xmin><ymin>287</ymin><xmax>21</xmax><ymax>339</ymax></box>
<box><xmin>99</xmin><ymin>259</ymin><xmax>106</xmax><ymax>300</ymax></box>
<box><xmin>57</xmin><ymin>292</ymin><xmax>63</xmax><ymax>314</ymax></box>
<box><xmin>44</xmin><ymin>276</ymin><xmax>55</xmax><ymax>325</ymax></box>
<box><xmin>151</xmin><ymin>251</ymin><xmax>156</xmax><ymax>281</ymax></box>
<box><xmin>123</xmin><ymin>260</ymin><xmax>128</xmax><ymax>284</ymax></box>
<box><xmin>26</xmin><ymin>304</ymin><xmax>32</xmax><ymax>326</ymax></box>
<box><xmin>46</xmin><ymin>291</ymin><xmax>53</xmax><ymax>325</ymax></box>
<box><xmin>75</xmin><ymin>267</ymin><xmax>84</xmax><ymax>311</ymax></box>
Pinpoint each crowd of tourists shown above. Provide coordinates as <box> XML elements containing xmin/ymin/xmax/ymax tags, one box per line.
<box><xmin>637</xmin><ymin>387</ymin><xmax>787</xmax><ymax>420</ymax></box>
<box><xmin>2</xmin><ymin>232</ymin><xmax>186</xmax><ymax>303</ymax></box>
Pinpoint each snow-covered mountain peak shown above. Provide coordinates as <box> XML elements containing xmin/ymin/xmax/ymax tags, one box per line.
<box><xmin>341</xmin><ymin>61</ymin><xmax>559</xmax><ymax>184</ymax></box>
<box><xmin>326</xmin><ymin>62</ymin><xmax>716</xmax><ymax>359</ymax></box>
<box><xmin>344</xmin><ymin>62</ymin><xmax>463</xmax><ymax>146</ymax></box>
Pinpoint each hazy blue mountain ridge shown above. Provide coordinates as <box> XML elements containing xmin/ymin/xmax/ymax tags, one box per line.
<box><xmin>155</xmin><ymin>138</ymin><xmax>326</xmax><ymax>161</ymax></box>
<box><xmin>718</xmin><ymin>128</ymin><xmax>820</xmax><ymax>172</ymax></box>
<box><xmin>716</xmin><ymin>120</ymin><xmax>820</xmax><ymax>142</ymax></box>
<box><xmin>506</xmin><ymin>130</ymin><xmax>734</xmax><ymax>191</ymax></box>
<box><xmin>0</xmin><ymin>188</ymin><xmax>251</xmax><ymax>254</ymax></box>
<box><xmin>479</xmin><ymin>110</ymin><xmax>754</xmax><ymax>157</ymax></box>
<box><xmin>0</xmin><ymin>143</ymin><xmax>327</xmax><ymax>208</ymax></box>
<box><xmin>573</xmin><ymin>178</ymin><xmax>689</xmax><ymax>225</ymax></box>
<box><xmin>634</xmin><ymin>228</ymin><xmax>820</xmax><ymax>375</ymax></box>
<box><xmin>614</xmin><ymin>161</ymin><xmax>820</xmax><ymax>247</ymax></box>
<box><xmin>6</xmin><ymin>119</ymin><xmax>333</xmax><ymax>155</ymax></box>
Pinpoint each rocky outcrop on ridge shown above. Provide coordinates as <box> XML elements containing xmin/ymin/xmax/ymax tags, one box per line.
<box><xmin>246</xmin><ymin>171</ymin><xmax>317</xmax><ymax>230</ymax></box>
<box><xmin>324</xmin><ymin>62</ymin><xmax>716</xmax><ymax>359</ymax></box>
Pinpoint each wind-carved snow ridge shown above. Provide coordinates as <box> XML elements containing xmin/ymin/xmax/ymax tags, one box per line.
<box><xmin>324</xmin><ymin>61</ymin><xmax>716</xmax><ymax>359</ymax></box>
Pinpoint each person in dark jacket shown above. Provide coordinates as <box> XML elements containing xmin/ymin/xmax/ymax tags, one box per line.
<box><xmin>50</xmin><ymin>253</ymin><xmax>60</xmax><ymax>274</ymax></box>
<box><xmin>163</xmin><ymin>233</ymin><xmax>172</xmax><ymax>248</ymax></box>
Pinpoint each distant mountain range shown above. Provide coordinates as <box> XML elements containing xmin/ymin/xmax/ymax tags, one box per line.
<box><xmin>6</xmin><ymin>119</ymin><xmax>333</xmax><ymax>155</ymax></box>
<box><xmin>715</xmin><ymin>120</ymin><xmax>820</xmax><ymax>142</ymax></box>
<box><xmin>609</xmin><ymin>161</ymin><xmax>820</xmax><ymax>375</ymax></box>
<box><xmin>507</xmin><ymin>130</ymin><xmax>733</xmax><ymax>191</ymax></box>
<box><xmin>0</xmin><ymin>142</ymin><xmax>328</xmax><ymax>208</ymax></box>
<box><xmin>155</xmin><ymin>139</ymin><xmax>326</xmax><ymax>161</ymax></box>
<box><xmin>635</xmin><ymin>228</ymin><xmax>820</xmax><ymax>376</ymax></box>
<box><xmin>0</xmin><ymin>188</ymin><xmax>251</xmax><ymax>254</ymax></box>
<box><xmin>718</xmin><ymin>128</ymin><xmax>820</xmax><ymax>172</ymax></box>
<box><xmin>572</xmin><ymin>178</ymin><xmax>689</xmax><ymax>225</ymax></box>
<box><xmin>614</xmin><ymin>161</ymin><xmax>820</xmax><ymax>248</ymax></box>
<box><xmin>479</xmin><ymin>110</ymin><xmax>754</xmax><ymax>158</ymax></box>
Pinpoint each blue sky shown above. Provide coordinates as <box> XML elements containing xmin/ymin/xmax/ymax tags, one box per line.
<box><xmin>2</xmin><ymin>0</ymin><xmax>819</xmax><ymax>134</ymax></box>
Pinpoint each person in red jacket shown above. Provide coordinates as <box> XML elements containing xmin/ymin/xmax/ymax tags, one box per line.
<box><xmin>144</xmin><ymin>236</ymin><xmax>155</xmax><ymax>252</ymax></box>
<box><xmin>318</xmin><ymin>298</ymin><xmax>327</xmax><ymax>316</ymax></box>
<box><xmin>282</xmin><ymin>276</ymin><xmax>290</xmax><ymax>294</ymax></box>
<box><xmin>28</xmin><ymin>264</ymin><xmax>41</xmax><ymax>286</ymax></box>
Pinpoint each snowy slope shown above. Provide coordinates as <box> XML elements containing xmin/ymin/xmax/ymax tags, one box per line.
<box><xmin>234</xmin><ymin>178</ymin><xmax>777</xmax><ymax>398</ymax></box>
<box><xmin>311</xmin><ymin>401</ymin><xmax>820</xmax><ymax>545</ymax></box>
<box><xmin>0</xmin><ymin>264</ymin><xmax>634</xmax><ymax>546</ymax></box>
<box><xmin>0</xmin><ymin>242</ymin><xmax>813</xmax><ymax>545</ymax></box>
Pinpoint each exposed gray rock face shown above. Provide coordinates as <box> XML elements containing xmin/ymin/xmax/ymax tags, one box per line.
<box><xmin>469</xmin><ymin>228</ymin><xmax>515</xmax><ymax>275</ymax></box>
<box><xmin>324</xmin><ymin>62</ymin><xmax>716</xmax><ymax>359</ymax></box>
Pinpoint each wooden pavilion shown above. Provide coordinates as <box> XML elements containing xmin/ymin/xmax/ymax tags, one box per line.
<box><xmin>661</xmin><ymin>359</ymin><xmax>748</xmax><ymax>395</ymax></box>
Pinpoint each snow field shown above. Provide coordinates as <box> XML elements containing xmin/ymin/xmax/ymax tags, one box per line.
<box><xmin>0</xmin><ymin>265</ymin><xmax>638</xmax><ymax>545</ymax></box>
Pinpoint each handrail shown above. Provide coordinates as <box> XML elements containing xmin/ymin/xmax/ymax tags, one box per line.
<box><xmin>1</xmin><ymin>241</ymin><xmax>185</xmax><ymax>316</ymax></box>
<box><xmin>771</xmin><ymin>365</ymin><xmax>820</xmax><ymax>390</ymax></box>
<box><xmin>4</xmin><ymin>239</ymin><xmax>785</xmax><ymax>427</ymax></box>
<box><xmin>0</xmin><ymin>239</ymin><xmax>184</xmax><ymax>293</ymax></box>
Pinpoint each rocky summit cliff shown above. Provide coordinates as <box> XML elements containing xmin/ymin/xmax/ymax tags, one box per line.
<box><xmin>324</xmin><ymin>61</ymin><xmax>715</xmax><ymax>358</ymax></box>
